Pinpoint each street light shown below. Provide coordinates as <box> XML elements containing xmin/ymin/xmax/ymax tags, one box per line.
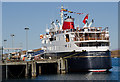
<box><xmin>0</xmin><ymin>46</ymin><xmax>3</xmax><ymax>62</ymax></box>
<box><xmin>4</xmin><ymin>39</ymin><xmax>7</xmax><ymax>48</ymax></box>
<box><xmin>10</xmin><ymin>34</ymin><xmax>15</xmax><ymax>49</ymax></box>
<box><xmin>3</xmin><ymin>39</ymin><xmax>7</xmax><ymax>54</ymax></box>
<box><xmin>24</xmin><ymin>27</ymin><xmax>29</xmax><ymax>51</ymax></box>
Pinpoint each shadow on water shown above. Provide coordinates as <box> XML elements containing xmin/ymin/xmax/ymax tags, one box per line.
<box><xmin>34</xmin><ymin>71</ymin><xmax>114</xmax><ymax>80</ymax></box>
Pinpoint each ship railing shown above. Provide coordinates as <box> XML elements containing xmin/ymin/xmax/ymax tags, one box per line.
<box><xmin>62</xmin><ymin>29</ymin><xmax>106</xmax><ymax>34</ymax></box>
<box><xmin>50</xmin><ymin>27</ymin><xmax>105</xmax><ymax>35</ymax></box>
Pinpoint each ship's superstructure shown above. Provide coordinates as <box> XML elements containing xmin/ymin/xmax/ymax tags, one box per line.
<box><xmin>40</xmin><ymin>6</ymin><xmax>112</xmax><ymax>72</ymax></box>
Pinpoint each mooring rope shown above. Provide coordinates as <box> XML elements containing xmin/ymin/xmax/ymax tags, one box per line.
<box><xmin>63</xmin><ymin>51</ymin><xmax>82</xmax><ymax>59</ymax></box>
<box><xmin>7</xmin><ymin>67</ymin><xmax>16</xmax><ymax>78</ymax></box>
<box><xmin>17</xmin><ymin>66</ymin><xmax>26</xmax><ymax>78</ymax></box>
<box><xmin>7</xmin><ymin>65</ymin><xmax>26</xmax><ymax>78</ymax></box>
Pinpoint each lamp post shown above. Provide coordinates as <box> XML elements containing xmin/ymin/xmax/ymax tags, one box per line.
<box><xmin>4</xmin><ymin>39</ymin><xmax>7</xmax><ymax>48</ymax></box>
<box><xmin>24</xmin><ymin>27</ymin><xmax>29</xmax><ymax>51</ymax></box>
<box><xmin>1</xmin><ymin>46</ymin><xmax>3</xmax><ymax>62</ymax></box>
<box><xmin>10</xmin><ymin>34</ymin><xmax>15</xmax><ymax>49</ymax></box>
<box><xmin>3</xmin><ymin>39</ymin><xmax>7</xmax><ymax>54</ymax></box>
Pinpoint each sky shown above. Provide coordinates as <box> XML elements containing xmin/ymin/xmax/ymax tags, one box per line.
<box><xmin>2</xmin><ymin>2</ymin><xmax>118</xmax><ymax>50</ymax></box>
<box><xmin>1</xmin><ymin>0</ymin><xmax>120</xmax><ymax>2</ymax></box>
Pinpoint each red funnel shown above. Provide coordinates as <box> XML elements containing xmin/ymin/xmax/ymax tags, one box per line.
<box><xmin>62</xmin><ymin>17</ymin><xmax>74</xmax><ymax>30</ymax></box>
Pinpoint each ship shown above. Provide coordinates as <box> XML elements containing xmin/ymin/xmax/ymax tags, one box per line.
<box><xmin>40</xmin><ymin>6</ymin><xmax>112</xmax><ymax>72</ymax></box>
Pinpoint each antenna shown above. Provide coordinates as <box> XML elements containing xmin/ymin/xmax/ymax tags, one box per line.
<box><xmin>88</xmin><ymin>19</ymin><xmax>94</xmax><ymax>27</ymax></box>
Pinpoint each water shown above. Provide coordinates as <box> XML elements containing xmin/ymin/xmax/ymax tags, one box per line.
<box><xmin>34</xmin><ymin>58</ymin><xmax>120</xmax><ymax>80</ymax></box>
<box><xmin>2</xmin><ymin>58</ymin><xmax>120</xmax><ymax>81</ymax></box>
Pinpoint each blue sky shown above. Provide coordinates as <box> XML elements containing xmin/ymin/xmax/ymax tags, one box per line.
<box><xmin>2</xmin><ymin>2</ymin><xmax>118</xmax><ymax>50</ymax></box>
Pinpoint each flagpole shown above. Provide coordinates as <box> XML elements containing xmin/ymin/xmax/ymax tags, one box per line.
<box><xmin>60</xmin><ymin>5</ymin><xmax>64</xmax><ymax>30</ymax></box>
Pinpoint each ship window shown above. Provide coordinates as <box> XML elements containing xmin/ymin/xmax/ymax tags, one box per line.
<box><xmin>49</xmin><ymin>37</ymin><xmax>56</xmax><ymax>41</ymax></box>
<box><xmin>101</xmin><ymin>42</ymin><xmax>109</xmax><ymax>46</ymax></box>
<box><xmin>71</xmin><ymin>33</ymin><xmax>74</xmax><ymax>35</ymax></box>
<box><xmin>75</xmin><ymin>33</ymin><xmax>78</xmax><ymax>37</ymax></box>
<box><xmin>54</xmin><ymin>37</ymin><xmax>56</xmax><ymax>40</ymax></box>
<box><xmin>44</xmin><ymin>40</ymin><xmax>46</xmax><ymax>44</ymax></box>
<box><xmin>66</xmin><ymin>34</ymin><xmax>70</xmax><ymax>42</ymax></box>
<box><xmin>75</xmin><ymin>42</ymin><xmax>109</xmax><ymax>47</ymax></box>
<box><xmin>82</xmin><ymin>43</ymin><xmax>88</xmax><ymax>47</ymax></box>
<box><xmin>82</xmin><ymin>29</ymin><xmax>84</xmax><ymax>31</ymax></box>
<box><xmin>79</xmin><ymin>33</ymin><xmax>83</xmax><ymax>37</ymax></box>
<box><xmin>49</xmin><ymin>38</ymin><xmax>53</xmax><ymax>41</ymax></box>
<box><xmin>65</xmin><ymin>45</ymin><xmax>67</xmax><ymax>47</ymax></box>
<box><xmin>91</xmin><ymin>29</ymin><xmax>95</xmax><ymax>31</ymax></box>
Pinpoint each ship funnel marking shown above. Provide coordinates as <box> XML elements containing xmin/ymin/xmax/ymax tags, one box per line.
<box><xmin>62</xmin><ymin>17</ymin><xmax>74</xmax><ymax>30</ymax></box>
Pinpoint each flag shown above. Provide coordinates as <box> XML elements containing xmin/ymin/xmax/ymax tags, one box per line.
<box><xmin>83</xmin><ymin>14</ymin><xmax>88</xmax><ymax>24</ymax></box>
<box><xmin>68</xmin><ymin>11</ymin><xmax>73</xmax><ymax>13</ymax></box>
<box><xmin>40</xmin><ymin>34</ymin><xmax>43</xmax><ymax>39</ymax></box>
<box><xmin>60</xmin><ymin>8</ymin><xmax>68</xmax><ymax>12</ymax></box>
<box><xmin>76</xmin><ymin>13</ymin><xmax>83</xmax><ymax>15</ymax></box>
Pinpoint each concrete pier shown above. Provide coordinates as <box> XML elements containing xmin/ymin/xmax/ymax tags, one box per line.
<box><xmin>1</xmin><ymin>58</ymin><xmax>68</xmax><ymax>79</ymax></box>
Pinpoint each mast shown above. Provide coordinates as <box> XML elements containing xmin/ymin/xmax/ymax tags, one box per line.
<box><xmin>60</xmin><ymin>5</ymin><xmax>64</xmax><ymax>30</ymax></box>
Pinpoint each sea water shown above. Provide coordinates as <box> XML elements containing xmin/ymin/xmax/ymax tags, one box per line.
<box><xmin>2</xmin><ymin>58</ymin><xmax>120</xmax><ymax>81</ymax></box>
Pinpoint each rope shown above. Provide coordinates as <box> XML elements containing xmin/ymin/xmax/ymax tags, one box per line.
<box><xmin>63</xmin><ymin>51</ymin><xmax>108</xmax><ymax>59</ymax></box>
<box><xmin>17</xmin><ymin>66</ymin><xmax>26</xmax><ymax>78</ymax></box>
<box><xmin>63</xmin><ymin>51</ymin><xmax>82</xmax><ymax>59</ymax></box>
<box><xmin>7</xmin><ymin>67</ymin><xmax>16</xmax><ymax>78</ymax></box>
<box><xmin>7</xmin><ymin>65</ymin><xmax>26</xmax><ymax>78</ymax></box>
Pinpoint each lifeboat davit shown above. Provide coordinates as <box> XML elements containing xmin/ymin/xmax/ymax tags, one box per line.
<box><xmin>62</xmin><ymin>16</ymin><xmax>74</xmax><ymax>30</ymax></box>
